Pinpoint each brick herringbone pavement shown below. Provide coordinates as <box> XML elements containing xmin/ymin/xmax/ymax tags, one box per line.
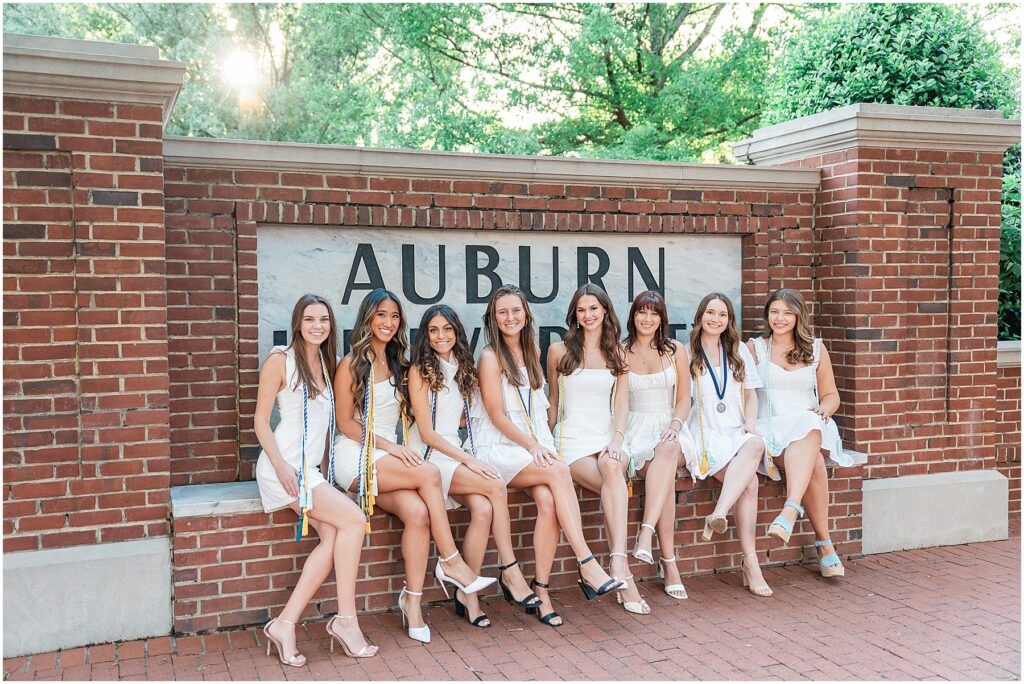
<box><xmin>4</xmin><ymin>532</ymin><xmax>1020</xmax><ymax>681</ymax></box>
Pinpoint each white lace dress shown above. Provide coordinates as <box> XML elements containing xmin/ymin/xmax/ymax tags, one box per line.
<box><xmin>332</xmin><ymin>376</ymin><xmax>402</xmax><ymax>492</ymax></box>
<box><xmin>255</xmin><ymin>346</ymin><xmax>332</xmax><ymax>513</ymax></box>
<box><xmin>685</xmin><ymin>343</ymin><xmax>778</xmax><ymax>481</ymax></box>
<box><xmin>407</xmin><ymin>356</ymin><xmax>467</xmax><ymax>509</ymax></box>
<box><xmin>624</xmin><ymin>350</ymin><xmax>697</xmax><ymax>473</ymax></box>
<box><xmin>750</xmin><ymin>337</ymin><xmax>851</xmax><ymax>466</ymax></box>
<box><xmin>469</xmin><ymin>367</ymin><xmax>555</xmax><ymax>484</ymax></box>
<box><xmin>553</xmin><ymin>368</ymin><xmax>622</xmax><ymax>465</ymax></box>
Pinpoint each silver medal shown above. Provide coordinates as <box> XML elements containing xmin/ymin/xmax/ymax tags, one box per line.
<box><xmin>716</xmin><ymin>402</ymin><xmax>726</xmax><ymax>413</ymax></box>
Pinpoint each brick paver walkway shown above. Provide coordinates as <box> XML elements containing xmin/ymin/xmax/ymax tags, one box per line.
<box><xmin>5</xmin><ymin>533</ymin><xmax>1020</xmax><ymax>681</ymax></box>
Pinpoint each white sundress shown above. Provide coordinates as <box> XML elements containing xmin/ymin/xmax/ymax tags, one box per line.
<box><xmin>685</xmin><ymin>342</ymin><xmax>779</xmax><ymax>482</ymax></box>
<box><xmin>332</xmin><ymin>375</ymin><xmax>402</xmax><ymax>492</ymax></box>
<box><xmin>469</xmin><ymin>367</ymin><xmax>555</xmax><ymax>485</ymax></box>
<box><xmin>407</xmin><ymin>356</ymin><xmax>469</xmax><ymax>510</ymax></box>
<box><xmin>624</xmin><ymin>349</ymin><xmax>697</xmax><ymax>473</ymax></box>
<box><xmin>255</xmin><ymin>346</ymin><xmax>332</xmax><ymax>513</ymax></box>
<box><xmin>750</xmin><ymin>337</ymin><xmax>851</xmax><ymax>467</ymax></box>
<box><xmin>553</xmin><ymin>368</ymin><xmax>621</xmax><ymax>466</ymax></box>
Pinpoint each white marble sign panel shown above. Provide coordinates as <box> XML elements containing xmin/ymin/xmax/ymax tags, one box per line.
<box><xmin>257</xmin><ymin>225</ymin><xmax>741</xmax><ymax>365</ymax></box>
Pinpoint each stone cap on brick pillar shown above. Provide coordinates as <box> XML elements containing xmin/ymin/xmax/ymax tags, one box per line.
<box><xmin>732</xmin><ymin>103</ymin><xmax>1020</xmax><ymax>165</ymax></box>
<box><xmin>3</xmin><ymin>32</ymin><xmax>185</xmax><ymax>126</ymax></box>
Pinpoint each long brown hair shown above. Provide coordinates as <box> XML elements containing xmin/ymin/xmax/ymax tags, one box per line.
<box><xmin>482</xmin><ymin>284</ymin><xmax>544</xmax><ymax>389</ymax></box>
<box><xmin>623</xmin><ymin>289</ymin><xmax>673</xmax><ymax>355</ymax></box>
<box><xmin>557</xmin><ymin>283</ymin><xmax>626</xmax><ymax>375</ymax></box>
<box><xmin>284</xmin><ymin>294</ymin><xmax>338</xmax><ymax>400</ymax></box>
<box><xmin>411</xmin><ymin>304</ymin><xmax>478</xmax><ymax>399</ymax></box>
<box><xmin>761</xmin><ymin>288</ymin><xmax>815</xmax><ymax>365</ymax></box>
<box><xmin>689</xmin><ymin>292</ymin><xmax>745</xmax><ymax>382</ymax></box>
<box><xmin>349</xmin><ymin>288</ymin><xmax>411</xmax><ymax>411</ymax></box>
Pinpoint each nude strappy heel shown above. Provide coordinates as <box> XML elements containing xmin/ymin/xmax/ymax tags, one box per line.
<box><xmin>610</xmin><ymin>552</ymin><xmax>651</xmax><ymax>615</ymax></box>
<box><xmin>263</xmin><ymin>617</ymin><xmax>306</xmax><ymax>667</ymax></box>
<box><xmin>740</xmin><ymin>554</ymin><xmax>773</xmax><ymax>597</ymax></box>
<box><xmin>326</xmin><ymin>615</ymin><xmax>378</xmax><ymax>658</ymax></box>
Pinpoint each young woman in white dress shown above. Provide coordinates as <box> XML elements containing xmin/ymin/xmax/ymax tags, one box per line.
<box><xmin>472</xmin><ymin>284</ymin><xmax>624</xmax><ymax>627</ymax></box>
<box><xmin>547</xmin><ymin>283</ymin><xmax>647</xmax><ymax>614</ymax></box>
<box><xmin>332</xmin><ymin>289</ymin><xmax>495</xmax><ymax>644</ymax></box>
<box><xmin>407</xmin><ymin>304</ymin><xmax>541</xmax><ymax>627</ymax></box>
<box><xmin>747</xmin><ymin>288</ymin><xmax>850</xmax><ymax>577</ymax></box>
<box><xmin>686</xmin><ymin>292</ymin><xmax>775</xmax><ymax>597</ymax></box>
<box><xmin>621</xmin><ymin>290</ymin><xmax>697</xmax><ymax>601</ymax></box>
<box><xmin>254</xmin><ymin>294</ymin><xmax>378</xmax><ymax>665</ymax></box>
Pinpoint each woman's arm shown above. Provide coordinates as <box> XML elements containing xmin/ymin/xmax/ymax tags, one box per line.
<box><xmin>254</xmin><ymin>351</ymin><xmax>300</xmax><ymax>497</ymax></box>
<box><xmin>743</xmin><ymin>387</ymin><xmax>760</xmax><ymax>434</ymax></box>
<box><xmin>662</xmin><ymin>341</ymin><xmax>692</xmax><ymax>442</ymax></box>
<box><xmin>812</xmin><ymin>344</ymin><xmax>841</xmax><ymax>419</ymax></box>
<box><xmin>333</xmin><ymin>355</ymin><xmax>363</xmax><ymax>442</ymax></box>
<box><xmin>479</xmin><ymin>349</ymin><xmax>547</xmax><ymax>453</ymax></box>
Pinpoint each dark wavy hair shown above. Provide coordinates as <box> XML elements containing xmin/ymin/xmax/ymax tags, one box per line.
<box><xmin>482</xmin><ymin>284</ymin><xmax>544</xmax><ymax>389</ymax></box>
<box><xmin>349</xmin><ymin>288</ymin><xmax>411</xmax><ymax>412</ymax></box>
<box><xmin>411</xmin><ymin>304</ymin><xmax>478</xmax><ymax>400</ymax></box>
<box><xmin>689</xmin><ymin>292</ymin><xmax>745</xmax><ymax>383</ymax></box>
<box><xmin>284</xmin><ymin>293</ymin><xmax>338</xmax><ymax>400</ymax></box>
<box><xmin>557</xmin><ymin>283</ymin><xmax>625</xmax><ymax>375</ymax></box>
<box><xmin>761</xmin><ymin>288</ymin><xmax>815</xmax><ymax>366</ymax></box>
<box><xmin>623</xmin><ymin>289</ymin><xmax>673</xmax><ymax>355</ymax></box>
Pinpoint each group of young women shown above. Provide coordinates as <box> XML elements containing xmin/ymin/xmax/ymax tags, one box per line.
<box><xmin>253</xmin><ymin>283</ymin><xmax>853</xmax><ymax>665</ymax></box>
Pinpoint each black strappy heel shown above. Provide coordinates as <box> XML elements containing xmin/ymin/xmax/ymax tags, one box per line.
<box><xmin>530</xmin><ymin>579</ymin><xmax>562</xmax><ymax>628</ymax></box>
<box><xmin>497</xmin><ymin>560</ymin><xmax>541</xmax><ymax>614</ymax></box>
<box><xmin>453</xmin><ymin>589</ymin><xmax>491</xmax><ymax>628</ymax></box>
<box><xmin>577</xmin><ymin>554</ymin><xmax>625</xmax><ymax>600</ymax></box>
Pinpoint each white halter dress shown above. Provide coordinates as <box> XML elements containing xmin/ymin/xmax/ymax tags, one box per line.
<box><xmin>407</xmin><ymin>356</ymin><xmax>468</xmax><ymax>510</ymax></box>
<box><xmin>332</xmin><ymin>375</ymin><xmax>402</xmax><ymax>492</ymax></box>
<box><xmin>624</xmin><ymin>349</ymin><xmax>697</xmax><ymax>471</ymax></box>
<box><xmin>469</xmin><ymin>367</ymin><xmax>555</xmax><ymax>484</ymax></box>
<box><xmin>553</xmin><ymin>368</ymin><xmax>622</xmax><ymax>466</ymax></box>
<box><xmin>685</xmin><ymin>342</ymin><xmax>778</xmax><ymax>481</ymax></box>
<box><xmin>255</xmin><ymin>346</ymin><xmax>332</xmax><ymax>513</ymax></box>
<box><xmin>750</xmin><ymin>337</ymin><xmax>850</xmax><ymax>466</ymax></box>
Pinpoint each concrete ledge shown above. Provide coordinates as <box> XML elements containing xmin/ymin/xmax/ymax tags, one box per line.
<box><xmin>733</xmin><ymin>103</ymin><xmax>1020</xmax><ymax>165</ymax></box>
<box><xmin>171</xmin><ymin>481</ymin><xmax>263</xmax><ymax>518</ymax></box>
<box><xmin>2</xmin><ymin>537</ymin><xmax>172</xmax><ymax>657</ymax></box>
<box><xmin>862</xmin><ymin>470</ymin><xmax>1008</xmax><ymax>555</ymax></box>
<box><xmin>998</xmin><ymin>340</ymin><xmax>1021</xmax><ymax>368</ymax></box>
<box><xmin>163</xmin><ymin>136</ymin><xmax>821</xmax><ymax>191</ymax></box>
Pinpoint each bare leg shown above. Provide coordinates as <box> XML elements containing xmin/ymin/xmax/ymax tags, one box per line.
<box><xmin>570</xmin><ymin>454</ymin><xmax>642</xmax><ymax>605</ymax></box>
<box><xmin>722</xmin><ymin>473</ymin><xmax>771</xmax><ymax>595</ymax></box>
<box><xmin>773</xmin><ymin>431</ymin><xmax>822</xmax><ymax>529</ymax></box>
<box><xmin>710</xmin><ymin>439</ymin><xmax>765</xmax><ymax>518</ymax></box>
<box><xmin>375</xmin><ymin>488</ymin><xmax>430</xmax><ymax>629</ymax></box>
<box><xmin>449</xmin><ymin>492</ymin><xmax>492</xmax><ymax>624</ymax></box>
<box><xmin>524</xmin><ymin>484</ymin><xmax>562</xmax><ymax>626</ymax></box>
<box><xmin>636</xmin><ymin>442</ymin><xmax>681</xmax><ymax>559</ymax></box>
<box><xmin>509</xmin><ymin>461</ymin><xmax>618</xmax><ymax>591</ymax></box>
<box><xmin>375</xmin><ymin>457</ymin><xmax>481</xmax><ymax>587</ymax></box>
<box><xmin>655</xmin><ymin>474</ymin><xmax>684</xmax><ymax>591</ymax></box>
<box><xmin>802</xmin><ymin>456</ymin><xmax>837</xmax><ymax>559</ymax></box>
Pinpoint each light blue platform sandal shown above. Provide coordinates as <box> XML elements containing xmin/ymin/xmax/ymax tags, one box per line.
<box><xmin>815</xmin><ymin>539</ymin><xmax>845</xmax><ymax>578</ymax></box>
<box><xmin>766</xmin><ymin>500</ymin><xmax>804</xmax><ymax>544</ymax></box>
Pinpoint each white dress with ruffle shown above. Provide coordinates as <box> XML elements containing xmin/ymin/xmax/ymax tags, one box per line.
<box><xmin>255</xmin><ymin>346</ymin><xmax>332</xmax><ymax>513</ymax></box>
<box><xmin>469</xmin><ymin>367</ymin><xmax>555</xmax><ymax>484</ymax></box>
<box><xmin>553</xmin><ymin>368</ymin><xmax>621</xmax><ymax>466</ymax></box>
<box><xmin>685</xmin><ymin>343</ymin><xmax>778</xmax><ymax>481</ymax></box>
<box><xmin>407</xmin><ymin>356</ymin><xmax>467</xmax><ymax>510</ymax></box>
<box><xmin>750</xmin><ymin>337</ymin><xmax>851</xmax><ymax>466</ymax></box>
<box><xmin>624</xmin><ymin>350</ymin><xmax>697</xmax><ymax>472</ymax></box>
<box><xmin>332</xmin><ymin>376</ymin><xmax>402</xmax><ymax>492</ymax></box>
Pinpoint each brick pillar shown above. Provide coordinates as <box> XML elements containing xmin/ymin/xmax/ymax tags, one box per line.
<box><xmin>2</xmin><ymin>33</ymin><xmax>184</xmax><ymax>656</ymax></box>
<box><xmin>734</xmin><ymin>103</ymin><xmax>1019</xmax><ymax>552</ymax></box>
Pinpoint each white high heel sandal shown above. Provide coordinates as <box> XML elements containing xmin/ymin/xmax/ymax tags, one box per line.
<box><xmin>433</xmin><ymin>550</ymin><xmax>497</xmax><ymax>597</ymax></box>
<box><xmin>398</xmin><ymin>587</ymin><xmax>431</xmax><ymax>643</ymax></box>
<box><xmin>631</xmin><ymin>523</ymin><xmax>657</xmax><ymax>565</ymax></box>
<box><xmin>610</xmin><ymin>552</ymin><xmax>651</xmax><ymax>615</ymax></box>
<box><xmin>658</xmin><ymin>556</ymin><xmax>688</xmax><ymax>600</ymax></box>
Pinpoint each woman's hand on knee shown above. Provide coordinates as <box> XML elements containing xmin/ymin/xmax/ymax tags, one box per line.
<box><xmin>388</xmin><ymin>443</ymin><xmax>425</xmax><ymax>467</ymax></box>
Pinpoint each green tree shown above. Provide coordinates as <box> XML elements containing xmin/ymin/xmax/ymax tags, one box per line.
<box><xmin>765</xmin><ymin>3</ymin><xmax>1021</xmax><ymax>340</ymax></box>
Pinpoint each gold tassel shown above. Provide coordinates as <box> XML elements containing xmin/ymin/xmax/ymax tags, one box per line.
<box><xmin>301</xmin><ymin>509</ymin><xmax>309</xmax><ymax>537</ymax></box>
<box><xmin>627</xmin><ymin>478</ymin><xmax>633</xmax><ymax>497</ymax></box>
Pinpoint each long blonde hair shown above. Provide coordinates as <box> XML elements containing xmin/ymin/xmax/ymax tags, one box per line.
<box><xmin>761</xmin><ymin>288</ymin><xmax>814</xmax><ymax>365</ymax></box>
<box><xmin>689</xmin><ymin>292</ymin><xmax>745</xmax><ymax>382</ymax></box>
<box><xmin>482</xmin><ymin>284</ymin><xmax>544</xmax><ymax>389</ymax></box>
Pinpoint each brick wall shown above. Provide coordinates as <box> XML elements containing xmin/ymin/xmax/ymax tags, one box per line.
<box><xmin>786</xmin><ymin>147</ymin><xmax>1004</xmax><ymax>478</ymax></box>
<box><xmin>2</xmin><ymin>94</ymin><xmax>172</xmax><ymax>552</ymax></box>
<box><xmin>996</xmin><ymin>357</ymin><xmax>1021</xmax><ymax>519</ymax></box>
